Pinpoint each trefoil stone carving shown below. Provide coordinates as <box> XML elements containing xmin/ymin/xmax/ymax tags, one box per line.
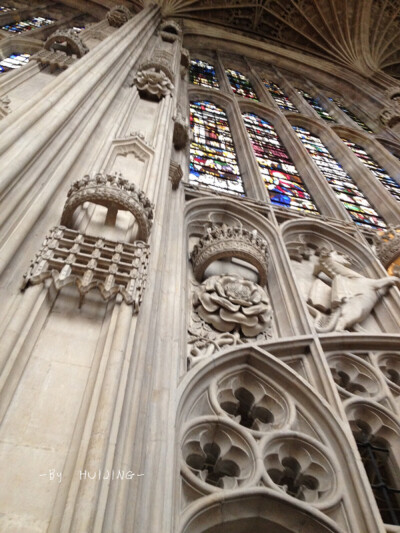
<box><xmin>61</xmin><ymin>172</ymin><xmax>154</xmax><ymax>242</ymax></box>
<box><xmin>22</xmin><ymin>226</ymin><xmax>150</xmax><ymax>309</ymax></box>
<box><xmin>107</xmin><ymin>5</ymin><xmax>132</xmax><ymax>27</ymax></box>
<box><xmin>307</xmin><ymin>248</ymin><xmax>399</xmax><ymax>332</ymax></box>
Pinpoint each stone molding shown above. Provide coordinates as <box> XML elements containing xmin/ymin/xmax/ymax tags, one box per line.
<box><xmin>373</xmin><ymin>225</ymin><xmax>400</xmax><ymax>268</ymax></box>
<box><xmin>107</xmin><ymin>5</ymin><xmax>132</xmax><ymax>27</ymax></box>
<box><xmin>22</xmin><ymin>226</ymin><xmax>150</xmax><ymax>309</ymax></box>
<box><xmin>190</xmin><ymin>223</ymin><xmax>269</xmax><ymax>286</ymax></box>
<box><xmin>44</xmin><ymin>29</ymin><xmax>88</xmax><ymax>58</ymax></box>
<box><xmin>61</xmin><ymin>173</ymin><xmax>154</xmax><ymax>242</ymax></box>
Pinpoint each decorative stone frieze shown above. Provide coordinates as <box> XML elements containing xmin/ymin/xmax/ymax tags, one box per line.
<box><xmin>22</xmin><ymin>226</ymin><xmax>150</xmax><ymax>309</ymax></box>
<box><xmin>45</xmin><ymin>29</ymin><xmax>88</xmax><ymax>58</ymax></box>
<box><xmin>61</xmin><ymin>173</ymin><xmax>154</xmax><ymax>242</ymax></box>
<box><xmin>190</xmin><ymin>223</ymin><xmax>269</xmax><ymax>285</ymax></box>
<box><xmin>107</xmin><ymin>5</ymin><xmax>132</xmax><ymax>27</ymax></box>
<box><xmin>173</xmin><ymin>105</ymin><xmax>189</xmax><ymax>149</ymax></box>
<box><xmin>33</xmin><ymin>49</ymin><xmax>76</xmax><ymax>71</ymax></box>
<box><xmin>193</xmin><ymin>275</ymin><xmax>272</xmax><ymax>337</ymax></box>
<box><xmin>169</xmin><ymin>161</ymin><xmax>183</xmax><ymax>190</ymax></box>
<box><xmin>373</xmin><ymin>225</ymin><xmax>400</xmax><ymax>269</ymax></box>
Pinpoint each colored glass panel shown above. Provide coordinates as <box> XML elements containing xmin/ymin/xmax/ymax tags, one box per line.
<box><xmin>342</xmin><ymin>138</ymin><xmax>400</xmax><ymax>202</ymax></box>
<box><xmin>330</xmin><ymin>97</ymin><xmax>373</xmax><ymax>132</ymax></box>
<box><xmin>189</xmin><ymin>59</ymin><xmax>219</xmax><ymax>89</ymax></box>
<box><xmin>297</xmin><ymin>88</ymin><xmax>336</xmax><ymax>122</ymax></box>
<box><xmin>293</xmin><ymin>126</ymin><xmax>386</xmax><ymax>229</ymax></box>
<box><xmin>243</xmin><ymin>113</ymin><xmax>318</xmax><ymax>214</ymax></box>
<box><xmin>225</xmin><ymin>68</ymin><xmax>258</xmax><ymax>100</ymax></box>
<box><xmin>1</xmin><ymin>16</ymin><xmax>54</xmax><ymax>33</ymax></box>
<box><xmin>0</xmin><ymin>52</ymin><xmax>30</xmax><ymax>73</ymax></box>
<box><xmin>264</xmin><ymin>80</ymin><xmax>298</xmax><ymax>112</ymax></box>
<box><xmin>190</xmin><ymin>101</ymin><xmax>244</xmax><ymax>195</ymax></box>
<box><xmin>0</xmin><ymin>6</ymin><xmax>16</xmax><ymax>12</ymax></box>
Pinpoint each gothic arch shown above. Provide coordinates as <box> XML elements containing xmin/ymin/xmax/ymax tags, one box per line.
<box><xmin>180</xmin><ymin>488</ymin><xmax>345</xmax><ymax>533</ymax></box>
<box><xmin>177</xmin><ymin>345</ymin><xmax>382</xmax><ymax>533</ymax></box>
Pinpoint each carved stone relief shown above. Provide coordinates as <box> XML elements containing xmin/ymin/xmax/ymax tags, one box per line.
<box><xmin>33</xmin><ymin>49</ymin><xmax>76</xmax><ymax>71</ymax></box>
<box><xmin>380</xmin><ymin>87</ymin><xmax>400</xmax><ymax>127</ymax></box>
<box><xmin>133</xmin><ymin>69</ymin><xmax>174</xmax><ymax>101</ymax></box>
<box><xmin>169</xmin><ymin>161</ymin><xmax>183</xmax><ymax>190</ymax></box>
<box><xmin>22</xmin><ymin>226</ymin><xmax>150</xmax><ymax>309</ymax></box>
<box><xmin>288</xmin><ymin>239</ymin><xmax>399</xmax><ymax>333</ymax></box>
<box><xmin>188</xmin><ymin>223</ymin><xmax>273</xmax><ymax>367</ymax></box>
<box><xmin>107</xmin><ymin>5</ymin><xmax>132</xmax><ymax>27</ymax></box>
<box><xmin>159</xmin><ymin>19</ymin><xmax>182</xmax><ymax>42</ymax></box>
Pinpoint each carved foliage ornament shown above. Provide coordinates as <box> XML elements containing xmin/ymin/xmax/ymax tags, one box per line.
<box><xmin>191</xmin><ymin>223</ymin><xmax>269</xmax><ymax>286</ymax></box>
<box><xmin>194</xmin><ymin>275</ymin><xmax>272</xmax><ymax>337</ymax></box>
<box><xmin>133</xmin><ymin>69</ymin><xmax>174</xmax><ymax>101</ymax></box>
<box><xmin>61</xmin><ymin>173</ymin><xmax>154</xmax><ymax>242</ymax></box>
<box><xmin>107</xmin><ymin>5</ymin><xmax>132</xmax><ymax>27</ymax></box>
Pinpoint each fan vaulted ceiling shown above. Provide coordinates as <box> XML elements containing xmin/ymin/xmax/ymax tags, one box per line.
<box><xmin>67</xmin><ymin>0</ymin><xmax>400</xmax><ymax>78</ymax></box>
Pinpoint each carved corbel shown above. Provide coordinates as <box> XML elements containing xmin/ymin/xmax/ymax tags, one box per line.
<box><xmin>0</xmin><ymin>95</ymin><xmax>11</xmax><ymax>119</ymax></box>
<box><xmin>107</xmin><ymin>5</ymin><xmax>132</xmax><ymax>27</ymax></box>
<box><xmin>169</xmin><ymin>161</ymin><xmax>183</xmax><ymax>190</ymax></box>
<box><xmin>173</xmin><ymin>105</ymin><xmax>189</xmax><ymax>149</ymax></box>
<box><xmin>159</xmin><ymin>19</ymin><xmax>182</xmax><ymax>42</ymax></box>
<box><xmin>133</xmin><ymin>68</ymin><xmax>174</xmax><ymax>101</ymax></box>
<box><xmin>380</xmin><ymin>87</ymin><xmax>400</xmax><ymax>127</ymax></box>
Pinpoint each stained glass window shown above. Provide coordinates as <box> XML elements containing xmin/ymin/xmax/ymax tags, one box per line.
<box><xmin>297</xmin><ymin>88</ymin><xmax>336</xmax><ymax>122</ymax></box>
<box><xmin>264</xmin><ymin>80</ymin><xmax>298</xmax><ymax>112</ymax></box>
<box><xmin>0</xmin><ymin>52</ymin><xmax>30</xmax><ymax>73</ymax></box>
<box><xmin>330</xmin><ymin>98</ymin><xmax>373</xmax><ymax>132</ymax></box>
<box><xmin>293</xmin><ymin>126</ymin><xmax>386</xmax><ymax>229</ymax></box>
<box><xmin>225</xmin><ymin>68</ymin><xmax>258</xmax><ymax>100</ymax></box>
<box><xmin>0</xmin><ymin>5</ymin><xmax>16</xmax><ymax>12</ymax></box>
<box><xmin>1</xmin><ymin>16</ymin><xmax>54</xmax><ymax>33</ymax></box>
<box><xmin>189</xmin><ymin>101</ymin><xmax>244</xmax><ymax>195</ymax></box>
<box><xmin>243</xmin><ymin>113</ymin><xmax>318</xmax><ymax>214</ymax></box>
<box><xmin>189</xmin><ymin>59</ymin><xmax>219</xmax><ymax>89</ymax></box>
<box><xmin>342</xmin><ymin>138</ymin><xmax>400</xmax><ymax>202</ymax></box>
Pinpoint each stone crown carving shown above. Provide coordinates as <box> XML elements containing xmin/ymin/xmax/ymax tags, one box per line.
<box><xmin>107</xmin><ymin>5</ymin><xmax>132</xmax><ymax>27</ymax></box>
<box><xmin>159</xmin><ymin>19</ymin><xmax>182</xmax><ymax>38</ymax></box>
<box><xmin>61</xmin><ymin>173</ymin><xmax>154</xmax><ymax>242</ymax></box>
<box><xmin>373</xmin><ymin>225</ymin><xmax>400</xmax><ymax>268</ymax></box>
<box><xmin>22</xmin><ymin>226</ymin><xmax>149</xmax><ymax>309</ymax></box>
<box><xmin>45</xmin><ymin>29</ymin><xmax>88</xmax><ymax>58</ymax></box>
<box><xmin>191</xmin><ymin>224</ymin><xmax>269</xmax><ymax>286</ymax></box>
<box><xmin>139</xmin><ymin>49</ymin><xmax>175</xmax><ymax>82</ymax></box>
